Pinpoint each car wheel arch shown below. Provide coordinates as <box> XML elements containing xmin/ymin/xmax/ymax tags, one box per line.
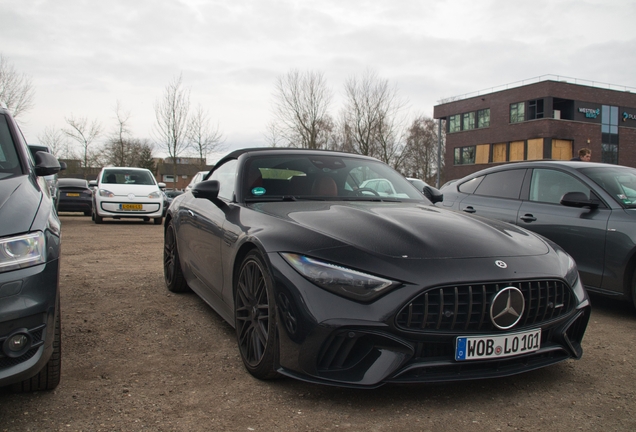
<box><xmin>232</xmin><ymin>242</ymin><xmax>266</xmax><ymax>294</ymax></box>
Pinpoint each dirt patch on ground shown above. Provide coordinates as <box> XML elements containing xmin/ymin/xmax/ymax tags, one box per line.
<box><xmin>1</xmin><ymin>214</ymin><xmax>635</xmax><ymax>431</ymax></box>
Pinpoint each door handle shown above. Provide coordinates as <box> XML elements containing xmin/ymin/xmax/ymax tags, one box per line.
<box><xmin>520</xmin><ymin>214</ymin><xmax>536</xmax><ymax>222</ymax></box>
<box><xmin>462</xmin><ymin>206</ymin><xmax>476</xmax><ymax>214</ymax></box>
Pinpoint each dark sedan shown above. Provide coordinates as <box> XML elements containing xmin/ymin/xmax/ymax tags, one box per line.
<box><xmin>164</xmin><ymin>148</ymin><xmax>590</xmax><ymax>388</ymax></box>
<box><xmin>57</xmin><ymin>178</ymin><xmax>93</xmax><ymax>216</ymax></box>
<box><xmin>439</xmin><ymin>160</ymin><xmax>636</xmax><ymax>308</ymax></box>
<box><xmin>0</xmin><ymin>106</ymin><xmax>62</xmax><ymax>391</ymax></box>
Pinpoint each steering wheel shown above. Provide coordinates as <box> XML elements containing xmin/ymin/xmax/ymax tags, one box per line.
<box><xmin>355</xmin><ymin>187</ymin><xmax>380</xmax><ymax>197</ymax></box>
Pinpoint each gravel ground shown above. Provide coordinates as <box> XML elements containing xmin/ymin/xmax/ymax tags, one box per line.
<box><xmin>1</xmin><ymin>214</ymin><xmax>635</xmax><ymax>431</ymax></box>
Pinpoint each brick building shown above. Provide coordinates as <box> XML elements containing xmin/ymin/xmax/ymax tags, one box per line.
<box><xmin>156</xmin><ymin>157</ymin><xmax>214</xmax><ymax>190</ymax></box>
<box><xmin>434</xmin><ymin>77</ymin><xmax>636</xmax><ymax>181</ymax></box>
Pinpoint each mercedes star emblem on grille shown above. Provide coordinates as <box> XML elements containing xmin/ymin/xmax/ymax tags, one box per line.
<box><xmin>490</xmin><ymin>287</ymin><xmax>525</xmax><ymax>329</ymax></box>
<box><xmin>495</xmin><ymin>260</ymin><xmax>507</xmax><ymax>268</ymax></box>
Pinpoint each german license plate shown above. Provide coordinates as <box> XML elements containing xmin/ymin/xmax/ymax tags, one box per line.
<box><xmin>121</xmin><ymin>204</ymin><xmax>143</xmax><ymax>211</ymax></box>
<box><xmin>455</xmin><ymin>329</ymin><xmax>541</xmax><ymax>361</ymax></box>
<box><xmin>66</xmin><ymin>193</ymin><xmax>80</xmax><ymax>197</ymax></box>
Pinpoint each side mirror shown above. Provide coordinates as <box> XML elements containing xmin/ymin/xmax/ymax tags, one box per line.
<box><xmin>89</xmin><ymin>180</ymin><xmax>97</xmax><ymax>187</ymax></box>
<box><xmin>423</xmin><ymin>185</ymin><xmax>444</xmax><ymax>204</ymax></box>
<box><xmin>192</xmin><ymin>180</ymin><xmax>220</xmax><ymax>201</ymax></box>
<box><xmin>560</xmin><ymin>191</ymin><xmax>598</xmax><ymax>208</ymax></box>
<box><xmin>34</xmin><ymin>151</ymin><xmax>61</xmax><ymax>177</ymax></box>
<box><xmin>158</xmin><ymin>182</ymin><xmax>166</xmax><ymax>190</ymax></box>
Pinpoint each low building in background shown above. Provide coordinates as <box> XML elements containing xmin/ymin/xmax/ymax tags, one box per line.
<box><xmin>434</xmin><ymin>75</ymin><xmax>636</xmax><ymax>181</ymax></box>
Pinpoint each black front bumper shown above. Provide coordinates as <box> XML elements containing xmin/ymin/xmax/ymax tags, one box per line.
<box><xmin>0</xmin><ymin>260</ymin><xmax>60</xmax><ymax>388</ymax></box>
<box><xmin>270</xmin><ymin>255</ymin><xmax>591</xmax><ymax>388</ymax></box>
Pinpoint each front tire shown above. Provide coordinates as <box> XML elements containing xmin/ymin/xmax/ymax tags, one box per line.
<box><xmin>163</xmin><ymin>221</ymin><xmax>189</xmax><ymax>293</ymax></box>
<box><xmin>632</xmin><ymin>269</ymin><xmax>636</xmax><ymax>311</ymax></box>
<box><xmin>235</xmin><ymin>251</ymin><xmax>279</xmax><ymax>380</ymax></box>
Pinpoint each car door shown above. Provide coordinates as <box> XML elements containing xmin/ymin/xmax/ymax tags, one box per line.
<box><xmin>517</xmin><ymin>168</ymin><xmax>610</xmax><ymax>289</ymax></box>
<box><xmin>179</xmin><ymin>160</ymin><xmax>237</xmax><ymax>303</ymax></box>
<box><xmin>457</xmin><ymin>169</ymin><xmax>528</xmax><ymax>224</ymax></box>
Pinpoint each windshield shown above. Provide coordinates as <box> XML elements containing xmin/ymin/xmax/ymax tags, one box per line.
<box><xmin>243</xmin><ymin>154</ymin><xmax>426</xmax><ymax>202</ymax></box>
<box><xmin>0</xmin><ymin>114</ymin><xmax>22</xmax><ymax>179</ymax></box>
<box><xmin>580</xmin><ymin>166</ymin><xmax>636</xmax><ymax>207</ymax></box>
<box><xmin>101</xmin><ymin>169</ymin><xmax>156</xmax><ymax>185</ymax></box>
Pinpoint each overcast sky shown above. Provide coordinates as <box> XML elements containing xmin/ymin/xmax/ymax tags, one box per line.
<box><xmin>2</xmin><ymin>0</ymin><xmax>635</xmax><ymax>162</ymax></box>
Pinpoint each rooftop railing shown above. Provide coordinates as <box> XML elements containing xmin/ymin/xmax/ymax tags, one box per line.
<box><xmin>439</xmin><ymin>74</ymin><xmax>636</xmax><ymax>104</ymax></box>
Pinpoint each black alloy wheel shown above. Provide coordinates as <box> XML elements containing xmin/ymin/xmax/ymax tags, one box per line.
<box><xmin>632</xmin><ymin>269</ymin><xmax>636</xmax><ymax>310</ymax></box>
<box><xmin>163</xmin><ymin>221</ymin><xmax>189</xmax><ymax>293</ymax></box>
<box><xmin>235</xmin><ymin>251</ymin><xmax>279</xmax><ymax>380</ymax></box>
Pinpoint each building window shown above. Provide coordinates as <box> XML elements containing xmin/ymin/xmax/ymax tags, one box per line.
<box><xmin>492</xmin><ymin>143</ymin><xmax>507</xmax><ymax>162</ymax></box>
<box><xmin>602</xmin><ymin>105</ymin><xmax>619</xmax><ymax>164</ymax></box>
<box><xmin>602</xmin><ymin>144</ymin><xmax>618</xmax><ymax>164</ymax></box>
<box><xmin>528</xmin><ymin>99</ymin><xmax>544</xmax><ymax>119</ymax></box>
<box><xmin>462</xmin><ymin>112</ymin><xmax>475</xmax><ymax>130</ymax></box>
<box><xmin>477</xmin><ymin>109</ymin><xmax>490</xmax><ymax>128</ymax></box>
<box><xmin>552</xmin><ymin>139</ymin><xmax>573</xmax><ymax>160</ymax></box>
<box><xmin>454</xmin><ymin>146</ymin><xmax>475</xmax><ymax>165</ymax></box>
<box><xmin>475</xmin><ymin>144</ymin><xmax>489</xmax><ymax>163</ymax></box>
<box><xmin>510</xmin><ymin>103</ymin><xmax>525</xmax><ymax>123</ymax></box>
<box><xmin>509</xmin><ymin>141</ymin><xmax>525</xmax><ymax>161</ymax></box>
<box><xmin>449</xmin><ymin>115</ymin><xmax>461</xmax><ymax>133</ymax></box>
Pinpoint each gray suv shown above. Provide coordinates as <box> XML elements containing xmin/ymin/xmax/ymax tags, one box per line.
<box><xmin>0</xmin><ymin>105</ymin><xmax>62</xmax><ymax>391</ymax></box>
<box><xmin>440</xmin><ymin>160</ymin><xmax>636</xmax><ymax>308</ymax></box>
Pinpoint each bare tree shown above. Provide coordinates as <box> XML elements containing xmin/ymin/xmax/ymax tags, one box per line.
<box><xmin>154</xmin><ymin>74</ymin><xmax>190</xmax><ymax>184</ymax></box>
<box><xmin>340</xmin><ymin>70</ymin><xmax>408</xmax><ymax>166</ymax></box>
<box><xmin>187</xmin><ymin>104</ymin><xmax>224</xmax><ymax>168</ymax></box>
<box><xmin>264</xmin><ymin>121</ymin><xmax>284</xmax><ymax>147</ymax></box>
<box><xmin>271</xmin><ymin>69</ymin><xmax>333</xmax><ymax>149</ymax></box>
<box><xmin>63</xmin><ymin>114</ymin><xmax>103</xmax><ymax>177</ymax></box>
<box><xmin>400</xmin><ymin>115</ymin><xmax>445</xmax><ymax>185</ymax></box>
<box><xmin>0</xmin><ymin>54</ymin><xmax>35</xmax><ymax>119</ymax></box>
<box><xmin>38</xmin><ymin>125</ymin><xmax>72</xmax><ymax>159</ymax></box>
<box><xmin>109</xmin><ymin>100</ymin><xmax>133</xmax><ymax>166</ymax></box>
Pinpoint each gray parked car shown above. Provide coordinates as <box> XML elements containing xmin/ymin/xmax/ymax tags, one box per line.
<box><xmin>0</xmin><ymin>105</ymin><xmax>62</xmax><ymax>391</ymax></box>
<box><xmin>439</xmin><ymin>160</ymin><xmax>636</xmax><ymax>308</ymax></box>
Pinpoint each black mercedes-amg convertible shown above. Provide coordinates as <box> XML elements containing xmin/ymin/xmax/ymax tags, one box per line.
<box><xmin>163</xmin><ymin>148</ymin><xmax>590</xmax><ymax>388</ymax></box>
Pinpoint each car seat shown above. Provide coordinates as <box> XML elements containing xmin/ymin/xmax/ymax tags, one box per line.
<box><xmin>311</xmin><ymin>176</ymin><xmax>337</xmax><ymax>196</ymax></box>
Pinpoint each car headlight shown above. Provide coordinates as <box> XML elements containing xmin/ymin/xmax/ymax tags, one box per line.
<box><xmin>555</xmin><ymin>248</ymin><xmax>579</xmax><ymax>288</ymax></box>
<box><xmin>281</xmin><ymin>253</ymin><xmax>399</xmax><ymax>302</ymax></box>
<box><xmin>0</xmin><ymin>232</ymin><xmax>46</xmax><ymax>272</ymax></box>
<box><xmin>148</xmin><ymin>191</ymin><xmax>161</xmax><ymax>199</ymax></box>
<box><xmin>99</xmin><ymin>189</ymin><xmax>115</xmax><ymax>197</ymax></box>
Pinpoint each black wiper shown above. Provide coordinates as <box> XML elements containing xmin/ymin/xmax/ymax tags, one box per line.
<box><xmin>245</xmin><ymin>196</ymin><xmax>297</xmax><ymax>203</ymax></box>
<box><xmin>340</xmin><ymin>197</ymin><xmax>403</xmax><ymax>202</ymax></box>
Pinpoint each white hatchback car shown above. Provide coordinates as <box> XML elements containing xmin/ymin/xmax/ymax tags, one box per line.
<box><xmin>90</xmin><ymin>167</ymin><xmax>166</xmax><ymax>224</ymax></box>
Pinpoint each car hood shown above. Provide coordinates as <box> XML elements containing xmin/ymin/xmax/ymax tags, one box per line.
<box><xmin>0</xmin><ymin>175</ymin><xmax>41</xmax><ymax>237</ymax></box>
<box><xmin>251</xmin><ymin>201</ymin><xmax>549</xmax><ymax>259</ymax></box>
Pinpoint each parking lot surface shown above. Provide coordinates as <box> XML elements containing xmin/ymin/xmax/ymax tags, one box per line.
<box><xmin>1</xmin><ymin>214</ymin><xmax>635</xmax><ymax>431</ymax></box>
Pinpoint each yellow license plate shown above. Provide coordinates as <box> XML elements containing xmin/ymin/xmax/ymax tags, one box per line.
<box><xmin>66</xmin><ymin>193</ymin><xmax>80</xmax><ymax>197</ymax></box>
<box><xmin>121</xmin><ymin>204</ymin><xmax>143</xmax><ymax>211</ymax></box>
